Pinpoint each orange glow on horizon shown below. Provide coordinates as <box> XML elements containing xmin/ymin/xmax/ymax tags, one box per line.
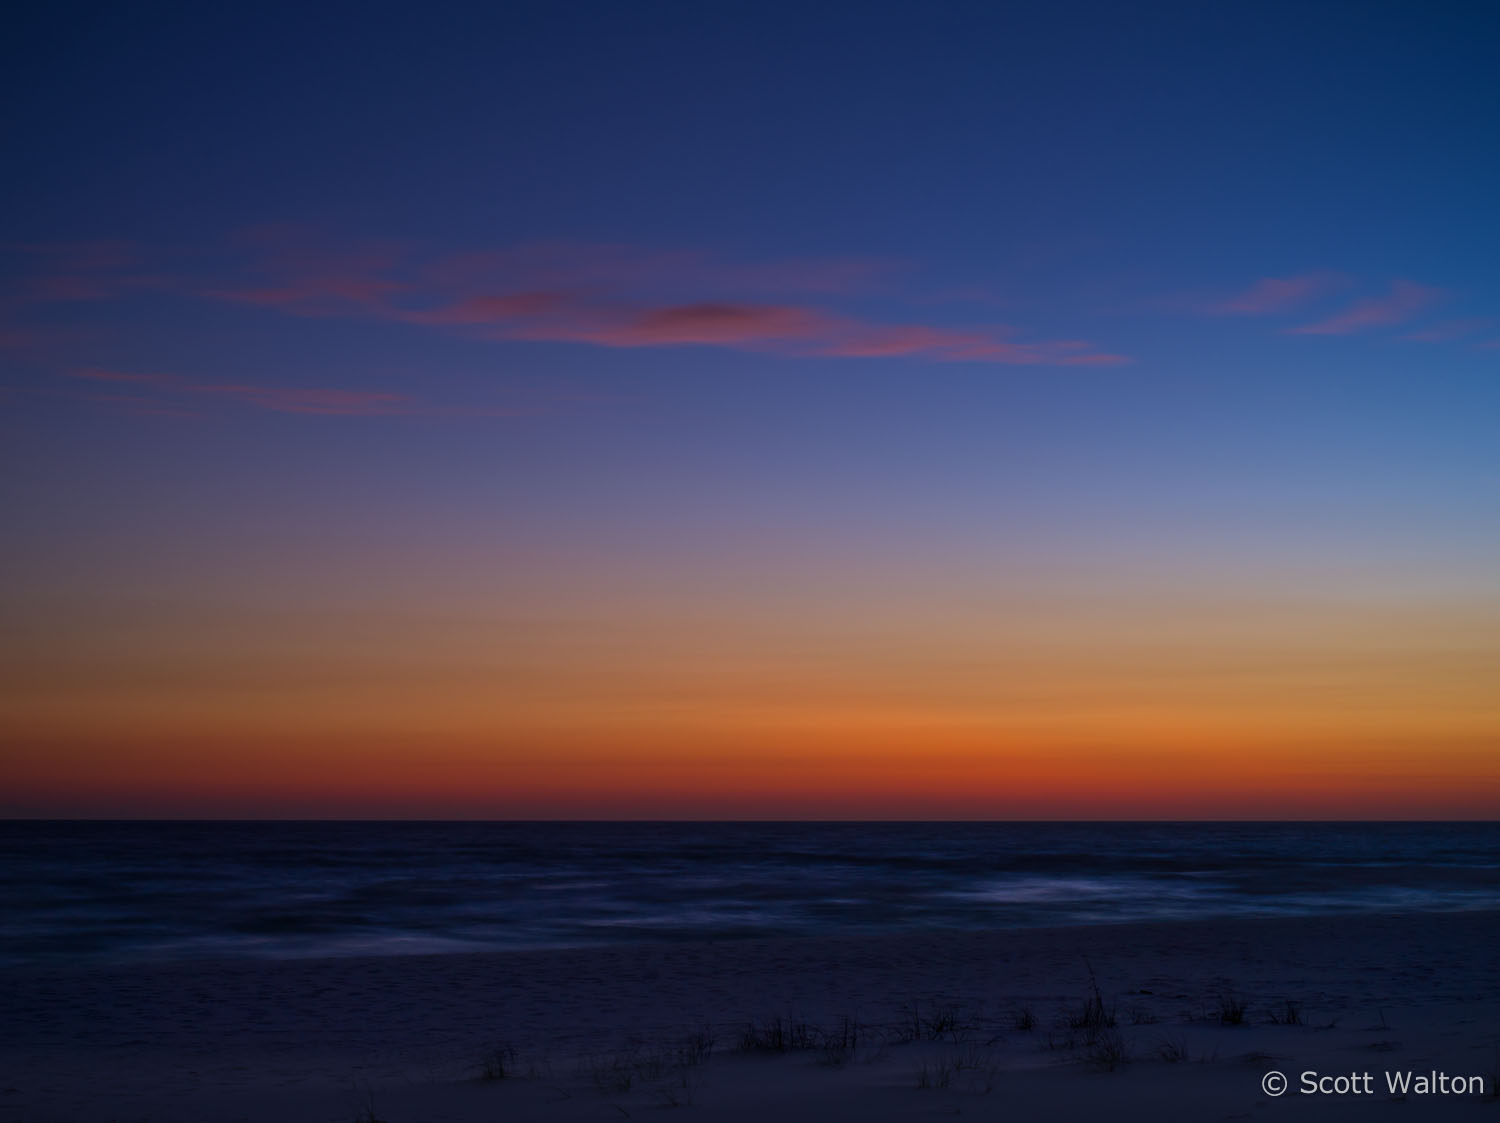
<box><xmin>4</xmin><ymin>567</ymin><xmax>1498</xmax><ymax>819</ymax></box>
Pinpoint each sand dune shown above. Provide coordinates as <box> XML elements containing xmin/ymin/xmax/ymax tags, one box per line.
<box><xmin>3</xmin><ymin>910</ymin><xmax>1497</xmax><ymax>1121</ymax></box>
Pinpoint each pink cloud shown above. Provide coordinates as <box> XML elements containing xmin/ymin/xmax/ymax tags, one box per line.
<box><xmin>817</xmin><ymin>325</ymin><xmax>1127</xmax><ymax>365</ymax></box>
<box><xmin>1056</xmin><ymin>351</ymin><xmax>1133</xmax><ymax>366</ymax></box>
<box><xmin>820</xmin><ymin>323</ymin><xmax>988</xmax><ymax>358</ymax></box>
<box><xmin>1212</xmin><ymin>272</ymin><xmax>1344</xmax><ymax>315</ymax></box>
<box><xmin>195</xmin><ymin>383</ymin><xmax>411</xmax><ymax>415</ymax></box>
<box><xmin>1400</xmin><ymin>317</ymin><xmax>1493</xmax><ymax>342</ymax></box>
<box><xmin>553</xmin><ymin>302</ymin><xmax>834</xmax><ymax>347</ymax></box>
<box><xmin>383</xmin><ymin>290</ymin><xmax>841</xmax><ymax>349</ymax></box>
<box><xmin>442</xmin><ymin>294</ymin><xmax>1125</xmax><ymax>365</ymax></box>
<box><xmin>207</xmin><ymin>235</ymin><xmax>1123</xmax><ymax>361</ymax></box>
<box><xmin>200</xmin><ymin>238</ymin><xmax>903</xmax><ymax>338</ymax></box>
<box><xmin>1287</xmin><ymin>280</ymin><xmax>1443</xmax><ymax>336</ymax></box>
<box><xmin>17</xmin><ymin>233</ymin><xmax>1127</xmax><ymax>367</ymax></box>
<box><xmin>359</xmin><ymin>265</ymin><xmax>1126</xmax><ymax>364</ymax></box>
<box><xmin>397</xmin><ymin>290</ymin><xmax>579</xmax><ymax>325</ymax></box>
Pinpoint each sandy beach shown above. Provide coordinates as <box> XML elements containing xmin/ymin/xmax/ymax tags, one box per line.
<box><xmin>4</xmin><ymin>909</ymin><xmax>1496</xmax><ymax>1121</ymax></box>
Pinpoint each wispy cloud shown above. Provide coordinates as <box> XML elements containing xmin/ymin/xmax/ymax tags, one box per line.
<box><xmin>816</xmin><ymin>324</ymin><xmax>1128</xmax><ymax>364</ymax></box>
<box><xmin>1211</xmin><ymin>272</ymin><xmax>1345</xmax><ymax>315</ymax></box>
<box><xmin>376</xmin><ymin>242</ymin><xmax>1125</xmax><ymax>364</ymax></box>
<box><xmin>205</xmin><ymin>234</ymin><xmax>895</xmax><ymax>320</ymax></box>
<box><xmin>5</xmin><ymin>240</ymin><xmax>168</xmax><ymax>302</ymax></box>
<box><xmin>399</xmin><ymin>292</ymin><xmax>1128</xmax><ymax>365</ymax></box>
<box><xmin>1287</xmin><ymin>280</ymin><xmax>1443</xmax><ymax>336</ymax></box>
<box><xmin>205</xmin><ymin>226</ymin><xmax>411</xmax><ymax>316</ymax></box>
<box><xmin>11</xmin><ymin>233</ymin><xmax>1126</xmax><ymax>367</ymax></box>
<box><xmin>66</xmin><ymin>368</ymin><xmax>529</xmax><ymax>418</ymax></box>
<box><xmin>535</xmin><ymin>301</ymin><xmax>834</xmax><ymax>348</ymax></box>
<box><xmin>397</xmin><ymin>291</ymin><xmax>576</xmax><ymax>325</ymax></box>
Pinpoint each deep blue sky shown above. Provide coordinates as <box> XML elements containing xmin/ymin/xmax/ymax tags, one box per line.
<box><xmin>7</xmin><ymin>3</ymin><xmax>1498</xmax><ymax>263</ymax></box>
<box><xmin>3</xmin><ymin>2</ymin><xmax>1499</xmax><ymax>816</ymax></box>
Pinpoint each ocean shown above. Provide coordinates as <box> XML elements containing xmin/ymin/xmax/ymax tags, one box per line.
<box><xmin>2</xmin><ymin>821</ymin><xmax>1496</xmax><ymax>967</ymax></box>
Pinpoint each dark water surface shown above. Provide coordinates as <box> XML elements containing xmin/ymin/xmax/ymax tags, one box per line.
<box><xmin>1</xmin><ymin>821</ymin><xmax>1496</xmax><ymax>966</ymax></box>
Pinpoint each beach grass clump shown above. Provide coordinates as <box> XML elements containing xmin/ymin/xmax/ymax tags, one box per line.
<box><xmin>737</xmin><ymin>1014</ymin><xmax>820</xmax><ymax>1053</ymax></box>
<box><xmin>1155</xmin><ymin>1035</ymin><xmax>1190</xmax><ymax>1063</ymax></box>
<box><xmin>1013</xmin><ymin>1006</ymin><xmax>1036</xmax><ymax>1032</ymax></box>
<box><xmin>818</xmin><ymin>1016</ymin><xmax>861</xmax><ymax>1066</ymax></box>
<box><xmin>894</xmin><ymin>999</ymin><xmax>976</xmax><ymax>1043</ymax></box>
<box><xmin>1267</xmin><ymin>998</ymin><xmax>1303</xmax><ymax>1025</ymax></box>
<box><xmin>665</xmin><ymin>1026</ymin><xmax>715</xmax><ymax>1068</ymax></box>
<box><xmin>1067</xmin><ymin>968</ymin><xmax>1117</xmax><ymax>1032</ymax></box>
<box><xmin>738</xmin><ymin>1014</ymin><xmax>871</xmax><ymax>1063</ymax></box>
<box><xmin>1216</xmin><ymin>992</ymin><xmax>1249</xmax><ymax>1026</ymax></box>
<box><xmin>915</xmin><ymin>1057</ymin><xmax>955</xmax><ymax>1089</ymax></box>
<box><xmin>585</xmin><ymin>1051</ymin><xmax>639</xmax><ymax>1094</ymax></box>
<box><xmin>1046</xmin><ymin>968</ymin><xmax>1132</xmax><ymax>1069</ymax></box>
<box><xmin>581</xmin><ymin>1034</ymin><xmax>713</xmax><ymax>1105</ymax></box>
<box><xmin>924</xmin><ymin>1003</ymin><xmax>963</xmax><ymax>1040</ymax></box>
<box><xmin>1082</xmin><ymin>1026</ymin><xmax>1131</xmax><ymax>1071</ymax></box>
<box><xmin>893</xmin><ymin>1003</ymin><xmax>923</xmax><ymax>1043</ymax></box>
<box><xmin>644</xmin><ymin>1048</ymin><xmax>703</xmax><ymax>1109</ymax></box>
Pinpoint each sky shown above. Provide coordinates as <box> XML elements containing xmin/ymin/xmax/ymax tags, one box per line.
<box><xmin>2</xmin><ymin>1</ymin><xmax>1498</xmax><ymax>818</ymax></box>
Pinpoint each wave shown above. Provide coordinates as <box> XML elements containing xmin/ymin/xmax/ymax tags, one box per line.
<box><xmin>1</xmin><ymin>821</ymin><xmax>1496</xmax><ymax>966</ymax></box>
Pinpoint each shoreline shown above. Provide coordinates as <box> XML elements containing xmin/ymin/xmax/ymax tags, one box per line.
<box><xmin>8</xmin><ymin>900</ymin><xmax>1500</xmax><ymax>971</ymax></box>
